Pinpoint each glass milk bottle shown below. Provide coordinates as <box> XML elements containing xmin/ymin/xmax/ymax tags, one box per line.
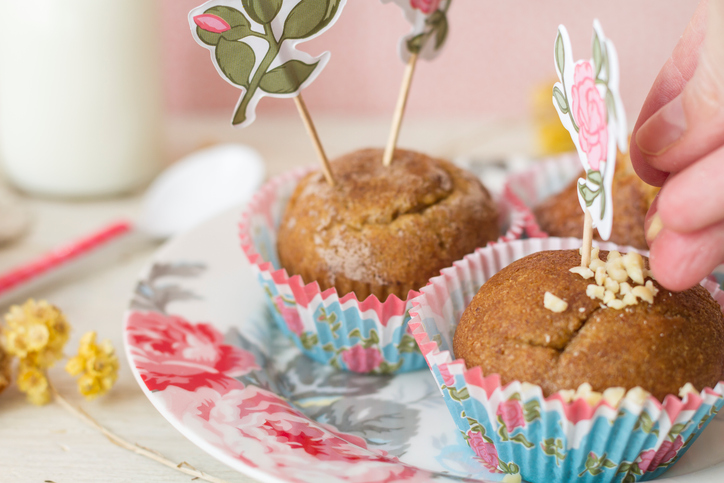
<box><xmin>0</xmin><ymin>0</ymin><xmax>162</xmax><ymax>197</ymax></box>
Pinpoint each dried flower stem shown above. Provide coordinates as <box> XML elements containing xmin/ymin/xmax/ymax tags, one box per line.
<box><xmin>48</xmin><ymin>382</ymin><xmax>230</xmax><ymax>483</ymax></box>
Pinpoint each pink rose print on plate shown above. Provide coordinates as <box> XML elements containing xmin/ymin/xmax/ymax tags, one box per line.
<box><xmin>157</xmin><ymin>385</ymin><xmax>424</xmax><ymax>483</ymax></box>
<box><xmin>341</xmin><ymin>344</ymin><xmax>383</xmax><ymax>373</ymax></box>
<box><xmin>467</xmin><ymin>430</ymin><xmax>500</xmax><ymax>473</ymax></box>
<box><xmin>497</xmin><ymin>399</ymin><xmax>525</xmax><ymax>431</ymax></box>
<box><xmin>411</xmin><ymin>0</ymin><xmax>441</xmax><ymax>14</ymax></box>
<box><xmin>126</xmin><ymin>311</ymin><xmax>258</xmax><ymax>393</ymax></box>
<box><xmin>275</xmin><ymin>296</ymin><xmax>304</xmax><ymax>336</ymax></box>
<box><xmin>571</xmin><ymin>61</ymin><xmax>608</xmax><ymax>171</ymax></box>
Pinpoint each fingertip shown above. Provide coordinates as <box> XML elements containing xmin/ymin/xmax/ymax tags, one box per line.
<box><xmin>648</xmin><ymin>231</ymin><xmax>703</xmax><ymax>291</ymax></box>
<box><xmin>629</xmin><ymin>133</ymin><xmax>669</xmax><ymax>187</ymax></box>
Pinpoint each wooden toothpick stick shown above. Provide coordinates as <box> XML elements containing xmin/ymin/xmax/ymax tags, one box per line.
<box><xmin>294</xmin><ymin>94</ymin><xmax>335</xmax><ymax>186</ymax></box>
<box><xmin>383</xmin><ymin>52</ymin><xmax>419</xmax><ymax>167</ymax></box>
<box><xmin>581</xmin><ymin>209</ymin><xmax>593</xmax><ymax>267</ymax></box>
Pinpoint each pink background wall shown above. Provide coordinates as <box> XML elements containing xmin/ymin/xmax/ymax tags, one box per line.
<box><xmin>162</xmin><ymin>0</ymin><xmax>700</xmax><ymax>120</ymax></box>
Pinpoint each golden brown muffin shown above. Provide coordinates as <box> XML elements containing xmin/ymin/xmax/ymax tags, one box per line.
<box><xmin>534</xmin><ymin>151</ymin><xmax>659</xmax><ymax>250</ymax></box>
<box><xmin>277</xmin><ymin>148</ymin><xmax>500</xmax><ymax>301</ymax></box>
<box><xmin>453</xmin><ymin>249</ymin><xmax>724</xmax><ymax>401</ymax></box>
<box><xmin>0</xmin><ymin>343</ymin><xmax>10</xmax><ymax>395</ymax></box>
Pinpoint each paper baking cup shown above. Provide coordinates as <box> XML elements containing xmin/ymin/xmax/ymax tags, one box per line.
<box><xmin>503</xmin><ymin>152</ymin><xmax>582</xmax><ymax>238</ymax></box>
<box><xmin>409</xmin><ymin>237</ymin><xmax>724</xmax><ymax>482</ymax></box>
<box><xmin>238</xmin><ymin>166</ymin><xmax>527</xmax><ymax>374</ymax></box>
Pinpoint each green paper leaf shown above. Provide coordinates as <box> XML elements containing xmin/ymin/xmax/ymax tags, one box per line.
<box><xmin>622</xmin><ymin>474</ymin><xmax>636</xmax><ymax>483</ymax></box>
<box><xmin>671</xmin><ymin>422</ymin><xmax>687</xmax><ymax>435</ymax></box>
<box><xmin>197</xmin><ymin>6</ymin><xmax>251</xmax><ymax>45</ymax></box>
<box><xmin>618</xmin><ymin>463</ymin><xmax>631</xmax><ymax>474</ymax></box>
<box><xmin>398</xmin><ymin>334</ymin><xmax>420</xmax><ymax>353</ymax></box>
<box><xmin>260</xmin><ymin>60</ymin><xmax>319</xmax><ymax>94</ymax></box>
<box><xmin>215</xmin><ymin>38</ymin><xmax>256</xmax><ymax>88</ymax></box>
<box><xmin>282</xmin><ymin>0</ymin><xmax>344</xmax><ymax>41</ymax></box>
<box><xmin>242</xmin><ymin>0</ymin><xmax>282</xmax><ymax>25</ymax></box>
<box><xmin>606</xmin><ymin>88</ymin><xmax>617</xmax><ymax>122</ymax></box>
<box><xmin>585</xmin><ymin>453</ymin><xmax>597</xmax><ymax>469</ymax></box>
<box><xmin>498</xmin><ymin>460</ymin><xmax>510</xmax><ymax>474</ymax></box>
<box><xmin>448</xmin><ymin>386</ymin><xmax>470</xmax><ymax>402</ymax></box>
<box><xmin>321</xmin><ymin>342</ymin><xmax>335</xmax><ymax>352</ymax></box>
<box><xmin>434</xmin><ymin>15</ymin><xmax>449</xmax><ymax>50</ymax></box>
<box><xmin>593</xmin><ymin>34</ymin><xmax>603</xmax><ymax>79</ymax></box>
<box><xmin>222</xmin><ymin>25</ymin><xmax>254</xmax><ymax>42</ymax></box>
<box><xmin>407</xmin><ymin>33</ymin><xmax>425</xmax><ymax>54</ymax></box>
<box><xmin>300</xmin><ymin>332</ymin><xmax>318</xmax><ymax>350</ymax></box>
<box><xmin>348</xmin><ymin>328</ymin><xmax>362</xmax><ymax>340</ymax></box>
<box><xmin>508</xmin><ymin>463</ymin><xmax>520</xmax><ymax>474</ymax></box>
<box><xmin>555</xmin><ymin>32</ymin><xmax>565</xmax><ymax>75</ymax></box>
<box><xmin>589</xmin><ymin>467</ymin><xmax>603</xmax><ymax>476</ymax></box>
<box><xmin>369</xmin><ymin>329</ymin><xmax>380</xmax><ymax>345</ymax></box>
<box><xmin>603</xmin><ymin>459</ymin><xmax>617</xmax><ymax>469</ymax></box>
<box><xmin>587</xmin><ymin>169</ymin><xmax>603</xmax><ymax>186</ymax></box>
<box><xmin>509</xmin><ymin>433</ymin><xmax>534</xmax><ymax>448</ymax></box>
<box><xmin>578</xmin><ymin>182</ymin><xmax>599</xmax><ymax>207</ymax></box>
<box><xmin>552</xmin><ymin>85</ymin><xmax>569</xmax><ymax>114</ymax></box>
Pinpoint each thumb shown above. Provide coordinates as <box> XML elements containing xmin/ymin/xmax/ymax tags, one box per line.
<box><xmin>636</xmin><ymin>0</ymin><xmax>724</xmax><ymax>175</ymax></box>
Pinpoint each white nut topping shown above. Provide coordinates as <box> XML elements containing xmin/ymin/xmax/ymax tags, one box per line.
<box><xmin>544</xmin><ymin>292</ymin><xmax>568</xmax><ymax>313</ymax></box>
<box><xmin>603</xmin><ymin>290</ymin><xmax>616</xmax><ymax>304</ymax></box>
<box><xmin>587</xmin><ymin>285</ymin><xmax>605</xmax><ymax>299</ymax></box>
<box><xmin>595</xmin><ymin>267</ymin><xmax>607</xmax><ymax>286</ymax></box>
<box><xmin>558</xmin><ymin>389</ymin><xmax>575</xmax><ymax>403</ymax></box>
<box><xmin>589</xmin><ymin>259</ymin><xmax>606</xmax><ymax>272</ymax></box>
<box><xmin>602</xmin><ymin>387</ymin><xmax>626</xmax><ymax>407</ymax></box>
<box><xmin>619</xmin><ymin>282</ymin><xmax>632</xmax><ymax>295</ymax></box>
<box><xmin>632</xmin><ymin>285</ymin><xmax>654</xmax><ymax>304</ymax></box>
<box><xmin>622</xmin><ymin>292</ymin><xmax>638</xmax><ymax>306</ymax></box>
<box><xmin>569</xmin><ymin>266</ymin><xmax>594</xmax><ymax>279</ymax></box>
<box><xmin>607</xmin><ymin>250</ymin><xmax>621</xmax><ymax>260</ymax></box>
<box><xmin>607</xmin><ymin>299</ymin><xmax>625</xmax><ymax>310</ymax></box>
<box><xmin>645</xmin><ymin>280</ymin><xmax>660</xmax><ymax>297</ymax></box>
<box><xmin>604</xmin><ymin>278</ymin><xmax>620</xmax><ymax>294</ymax></box>
<box><xmin>623</xmin><ymin>252</ymin><xmax>645</xmax><ymax>284</ymax></box>
<box><xmin>591</xmin><ymin>247</ymin><xmax>600</xmax><ymax>261</ymax></box>
<box><xmin>575</xmin><ymin>383</ymin><xmax>603</xmax><ymax>406</ymax></box>
<box><xmin>678</xmin><ymin>383</ymin><xmax>698</xmax><ymax>398</ymax></box>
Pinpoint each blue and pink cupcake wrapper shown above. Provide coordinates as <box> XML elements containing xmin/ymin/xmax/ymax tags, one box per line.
<box><xmin>238</xmin><ymin>166</ymin><xmax>529</xmax><ymax>374</ymax></box>
<box><xmin>409</xmin><ymin>237</ymin><xmax>724</xmax><ymax>482</ymax></box>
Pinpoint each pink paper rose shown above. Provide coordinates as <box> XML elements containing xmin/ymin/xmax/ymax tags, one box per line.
<box><xmin>648</xmin><ymin>436</ymin><xmax>684</xmax><ymax>471</ymax></box>
<box><xmin>467</xmin><ymin>430</ymin><xmax>501</xmax><ymax>473</ymax></box>
<box><xmin>341</xmin><ymin>344</ymin><xmax>383</xmax><ymax>373</ymax></box>
<box><xmin>193</xmin><ymin>14</ymin><xmax>231</xmax><ymax>33</ymax></box>
<box><xmin>571</xmin><ymin>61</ymin><xmax>608</xmax><ymax>171</ymax></box>
<box><xmin>496</xmin><ymin>399</ymin><xmax>525</xmax><ymax>431</ymax></box>
<box><xmin>410</xmin><ymin>0</ymin><xmax>441</xmax><ymax>14</ymax></box>
<box><xmin>275</xmin><ymin>296</ymin><xmax>304</xmax><ymax>336</ymax></box>
<box><xmin>637</xmin><ymin>449</ymin><xmax>656</xmax><ymax>473</ymax></box>
<box><xmin>126</xmin><ymin>311</ymin><xmax>258</xmax><ymax>393</ymax></box>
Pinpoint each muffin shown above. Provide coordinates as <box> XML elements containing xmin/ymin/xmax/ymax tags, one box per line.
<box><xmin>532</xmin><ymin>151</ymin><xmax>659</xmax><ymax>249</ymax></box>
<box><xmin>453</xmin><ymin>249</ymin><xmax>724</xmax><ymax>401</ymax></box>
<box><xmin>277</xmin><ymin>148</ymin><xmax>500</xmax><ymax>301</ymax></box>
<box><xmin>409</xmin><ymin>238</ymin><xmax>724</xmax><ymax>483</ymax></box>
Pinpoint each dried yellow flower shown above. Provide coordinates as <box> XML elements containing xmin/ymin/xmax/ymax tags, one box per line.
<box><xmin>1</xmin><ymin>299</ymin><xmax>70</xmax><ymax>368</ymax></box>
<box><xmin>0</xmin><ymin>343</ymin><xmax>10</xmax><ymax>395</ymax></box>
<box><xmin>16</xmin><ymin>362</ymin><xmax>50</xmax><ymax>406</ymax></box>
<box><xmin>65</xmin><ymin>331</ymin><xmax>119</xmax><ymax>400</ymax></box>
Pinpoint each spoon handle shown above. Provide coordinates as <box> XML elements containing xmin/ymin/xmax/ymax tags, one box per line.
<box><xmin>0</xmin><ymin>220</ymin><xmax>133</xmax><ymax>296</ymax></box>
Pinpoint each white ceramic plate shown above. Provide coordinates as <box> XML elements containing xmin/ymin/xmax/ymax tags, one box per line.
<box><xmin>123</xmin><ymin>206</ymin><xmax>724</xmax><ymax>483</ymax></box>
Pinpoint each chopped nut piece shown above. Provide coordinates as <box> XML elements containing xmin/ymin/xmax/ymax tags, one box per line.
<box><xmin>627</xmin><ymin>267</ymin><xmax>644</xmax><ymax>285</ymax></box>
<box><xmin>574</xmin><ymin>383</ymin><xmax>602</xmax><ymax>405</ymax></box>
<box><xmin>544</xmin><ymin>292</ymin><xmax>568</xmax><ymax>313</ymax></box>
<box><xmin>645</xmin><ymin>280</ymin><xmax>660</xmax><ymax>297</ymax></box>
<box><xmin>608</xmin><ymin>266</ymin><xmax>629</xmax><ymax>283</ymax></box>
<box><xmin>587</xmin><ymin>285</ymin><xmax>605</xmax><ymax>300</ymax></box>
<box><xmin>589</xmin><ymin>259</ymin><xmax>606</xmax><ymax>272</ymax></box>
<box><xmin>625</xmin><ymin>387</ymin><xmax>651</xmax><ymax>406</ymax></box>
<box><xmin>607</xmin><ymin>299</ymin><xmax>625</xmax><ymax>310</ymax></box>
<box><xmin>622</xmin><ymin>252</ymin><xmax>645</xmax><ymax>285</ymax></box>
<box><xmin>569</xmin><ymin>266</ymin><xmax>594</xmax><ymax>279</ymax></box>
<box><xmin>602</xmin><ymin>387</ymin><xmax>626</xmax><ymax>407</ymax></box>
<box><xmin>678</xmin><ymin>383</ymin><xmax>698</xmax><ymax>398</ymax></box>
<box><xmin>603</xmin><ymin>290</ymin><xmax>616</xmax><ymax>304</ymax></box>
<box><xmin>591</xmin><ymin>247</ymin><xmax>600</xmax><ymax>260</ymax></box>
<box><xmin>632</xmin><ymin>285</ymin><xmax>654</xmax><ymax>304</ymax></box>
<box><xmin>604</xmin><ymin>278</ymin><xmax>619</xmax><ymax>294</ymax></box>
<box><xmin>619</xmin><ymin>282</ymin><xmax>632</xmax><ymax>295</ymax></box>
<box><xmin>595</xmin><ymin>267</ymin><xmax>607</xmax><ymax>286</ymax></box>
<box><xmin>607</xmin><ymin>250</ymin><xmax>621</xmax><ymax>260</ymax></box>
<box><xmin>622</xmin><ymin>293</ymin><xmax>638</xmax><ymax>306</ymax></box>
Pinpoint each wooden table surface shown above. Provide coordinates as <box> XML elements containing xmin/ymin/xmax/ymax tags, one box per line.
<box><xmin>0</xmin><ymin>114</ymin><xmax>536</xmax><ymax>482</ymax></box>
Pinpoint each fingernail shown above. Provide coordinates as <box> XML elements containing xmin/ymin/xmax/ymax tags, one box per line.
<box><xmin>636</xmin><ymin>94</ymin><xmax>687</xmax><ymax>156</ymax></box>
<box><xmin>646</xmin><ymin>212</ymin><xmax>664</xmax><ymax>244</ymax></box>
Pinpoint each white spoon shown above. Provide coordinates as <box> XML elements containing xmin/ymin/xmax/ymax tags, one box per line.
<box><xmin>0</xmin><ymin>143</ymin><xmax>265</xmax><ymax>300</ymax></box>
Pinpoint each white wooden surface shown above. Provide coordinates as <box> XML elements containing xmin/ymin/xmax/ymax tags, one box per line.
<box><xmin>0</xmin><ymin>115</ymin><xmax>534</xmax><ymax>482</ymax></box>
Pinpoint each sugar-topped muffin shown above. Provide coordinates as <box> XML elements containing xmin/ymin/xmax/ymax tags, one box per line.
<box><xmin>453</xmin><ymin>249</ymin><xmax>724</xmax><ymax>401</ymax></box>
<box><xmin>277</xmin><ymin>148</ymin><xmax>500</xmax><ymax>301</ymax></box>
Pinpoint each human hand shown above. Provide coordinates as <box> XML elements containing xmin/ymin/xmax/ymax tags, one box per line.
<box><xmin>630</xmin><ymin>0</ymin><xmax>724</xmax><ymax>291</ymax></box>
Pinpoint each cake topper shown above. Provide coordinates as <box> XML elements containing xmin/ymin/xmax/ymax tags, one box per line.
<box><xmin>552</xmin><ymin>20</ymin><xmax>627</xmax><ymax>266</ymax></box>
<box><xmin>381</xmin><ymin>0</ymin><xmax>452</xmax><ymax>166</ymax></box>
<box><xmin>190</xmin><ymin>0</ymin><xmax>347</xmax><ymax>186</ymax></box>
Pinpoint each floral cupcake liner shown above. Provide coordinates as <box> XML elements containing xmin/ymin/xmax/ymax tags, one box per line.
<box><xmin>238</xmin><ymin>166</ymin><xmax>528</xmax><ymax>374</ymax></box>
<box><xmin>502</xmin><ymin>152</ymin><xmax>583</xmax><ymax>238</ymax></box>
<box><xmin>409</xmin><ymin>237</ymin><xmax>724</xmax><ymax>482</ymax></box>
